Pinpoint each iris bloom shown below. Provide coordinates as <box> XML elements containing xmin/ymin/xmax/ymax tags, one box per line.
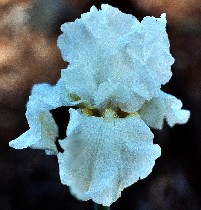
<box><xmin>9</xmin><ymin>4</ymin><xmax>190</xmax><ymax>206</ymax></box>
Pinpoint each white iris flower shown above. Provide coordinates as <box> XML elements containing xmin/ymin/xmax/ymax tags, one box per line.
<box><xmin>9</xmin><ymin>4</ymin><xmax>190</xmax><ymax>206</ymax></box>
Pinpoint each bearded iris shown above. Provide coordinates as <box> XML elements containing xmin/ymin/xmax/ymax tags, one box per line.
<box><xmin>9</xmin><ymin>4</ymin><xmax>190</xmax><ymax>207</ymax></box>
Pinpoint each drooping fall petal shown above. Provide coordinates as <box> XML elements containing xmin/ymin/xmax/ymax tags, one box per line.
<box><xmin>138</xmin><ymin>90</ymin><xmax>190</xmax><ymax>129</ymax></box>
<box><xmin>57</xmin><ymin>108</ymin><xmax>161</xmax><ymax>206</ymax></box>
<box><xmin>9</xmin><ymin>83</ymin><xmax>61</xmax><ymax>154</ymax></box>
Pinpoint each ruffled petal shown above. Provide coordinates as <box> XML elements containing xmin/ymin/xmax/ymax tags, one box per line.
<box><xmin>9</xmin><ymin>83</ymin><xmax>63</xmax><ymax>154</ymax></box>
<box><xmin>57</xmin><ymin>4</ymin><xmax>139</xmax><ymax>64</ymax></box>
<box><xmin>57</xmin><ymin>108</ymin><xmax>161</xmax><ymax>206</ymax></box>
<box><xmin>60</xmin><ymin>67</ymin><xmax>97</xmax><ymax>107</ymax></box>
<box><xmin>138</xmin><ymin>90</ymin><xmax>190</xmax><ymax>129</ymax></box>
<box><xmin>9</xmin><ymin>111</ymin><xmax>58</xmax><ymax>155</ymax></box>
<box><xmin>142</xmin><ymin>14</ymin><xmax>174</xmax><ymax>85</ymax></box>
<box><xmin>57</xmin><ymin>4</ymin><xmax>174</xmax><ymax>112</ymax></box>
<box><xmin>25</xmin><ymin>82</ymin><xmax>73</xmax><ymax>115</ymax></box>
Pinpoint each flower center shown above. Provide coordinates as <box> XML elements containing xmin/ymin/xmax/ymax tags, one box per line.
<box><xmin>81</xmin><ymin>108</ymin><xmax>138</xmax><ymax>118</ymax></box>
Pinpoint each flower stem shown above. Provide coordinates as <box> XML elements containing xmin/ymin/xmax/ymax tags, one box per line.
<box><xmin>93</xmin><ymin>203</ymin><xmax>110</xmax><ymax>210</ymax></box>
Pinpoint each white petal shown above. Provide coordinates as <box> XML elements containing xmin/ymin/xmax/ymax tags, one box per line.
<box><xmin>57</xmin><ymin>109</ymin><xmax>161</xmax><ymax>206</ymax></box>
<box><xmin>9</xmin><ymin>111</ymin><xmax>58</xmax><ymax>155</ymax></box>
<box><xmin>57</xmin><ymin>4</ymin><xmax>139</xmax><ymax>64</ymax></box>
<box><xmin>9</xmin><ymin>83</ymin><xmax>62</xmax><ymax>154</ymax></box>
<box><xmin>27</xmin><ymin>83</ymin><xmax>62</xmax><ymax>114</ymax></box>
<box><xmin>138</xmin><ymin>91</ymin><xmax>190</xmax><ymax>129</ymax></box>
<box><xmin>57</xmin><ymin>5</ymin><xmax>174</xmax><ymax>112</ymax></box>
<box><xmin>141</xmin><ymin>14</ymin><xmax>174</xmax><ymax>85</ymax></box>
<box><xmin>60</xmin><ymin>67</ymin><xmax>97</xmax><ymax>107</ymax></box>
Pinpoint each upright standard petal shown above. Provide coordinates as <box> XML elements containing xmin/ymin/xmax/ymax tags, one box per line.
<box><xmin>57</xmin><ymin>4</ymin><xmax>139</xmax><ymax>64</ymax></box>
<box><xmin>57</xmin><ymin>109</ymin><xmax>161</xmax><ymax>206</ymax></box>
<box><xmin>138</xmin><ymin>90</ymin><xmax>190</xmax><ymax>129</ymax></box>
<box><xmin>141</xmin><ymin>13</ymin><xmax>174</xmax><ymax>85</ymax></box>
<box><xmin>57</xmin><ymin>4</ymin><xmax>174</xmax><ymax>112</ymax></box>
<box><xmin>60</xmin><ymin>67</ymin><xmax>97</xmax><ymax>108</ymax></box>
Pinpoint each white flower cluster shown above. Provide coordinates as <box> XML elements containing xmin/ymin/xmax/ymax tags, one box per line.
<box><xmin>9</xmin><ymin>4</ymin><xmax>190</xmax><ymax>206</ymax></box>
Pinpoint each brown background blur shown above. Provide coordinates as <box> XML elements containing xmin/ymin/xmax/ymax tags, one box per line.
<box><xmin>0</xmin><ymin>0</ymin><xmax>201</xmax><ymax>209</ymax></box>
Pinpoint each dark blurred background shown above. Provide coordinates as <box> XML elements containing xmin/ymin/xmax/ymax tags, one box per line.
<box><xmin>0</xmin><ymin>0</ymin><xmax>201</xmax><ymax>209</ymax></box>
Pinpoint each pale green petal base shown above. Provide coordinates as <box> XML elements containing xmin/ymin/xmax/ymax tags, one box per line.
<box><xmin>94</xmin><ymin>203</ymin><xmax>110</xmax><ymax>210</ymax></box>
